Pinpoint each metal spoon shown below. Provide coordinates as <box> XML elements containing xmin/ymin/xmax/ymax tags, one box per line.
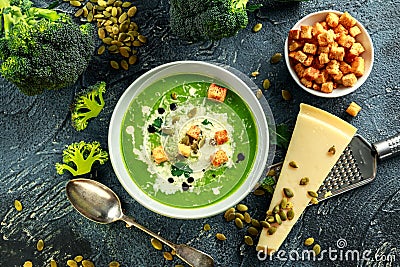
<box><xmin>66</xmin><ymin>178</ymin><xmax>214</xmax><ymax>267</ymax></box>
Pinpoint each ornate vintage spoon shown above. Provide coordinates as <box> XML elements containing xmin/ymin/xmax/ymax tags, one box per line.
<box><xmin>66</xmin><ymin>178</ymin><xmax>214</xmax><ymax>267</ymax></box>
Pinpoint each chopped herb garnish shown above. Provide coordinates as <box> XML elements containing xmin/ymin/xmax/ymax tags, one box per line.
<box><xmin>271</xmin><ymin>123</ymin><xmax>292</xmax><ymax>149</ymax></box>
<box><xmin>202</xmin><ymin>119</ymin><xmax>213</xmax><ymax>126</ymax></box>
<box><xmin>260</xmin><ymin>175</ymin><xmax>276</xmax><ymax>194</ymax></box>
<box><xmin>171</xmin><ymin>162</ymin><xmax>193</xmax><ymax>178</ymax></box>
<box><xmin>152</xmin><ymin>117</ymin><xmax>163</xmax><ymax>129</ymax></box>
<box><xmin>246</xmin><ymin>4</ymin><xmax>262</xmax><ymax>12</ymax></box>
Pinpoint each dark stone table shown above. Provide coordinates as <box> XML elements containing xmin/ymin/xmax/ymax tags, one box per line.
<box><xmin>1</xmin><ymin>0</ymin><xmax>399</xmax><ymax>266</ymax></box>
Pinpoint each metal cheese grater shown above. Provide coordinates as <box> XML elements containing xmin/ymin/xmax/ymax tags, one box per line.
<box><xmin>269</xmin><ymin>133</ymin><xmax>400</xmax><ymax>201</ymax></box>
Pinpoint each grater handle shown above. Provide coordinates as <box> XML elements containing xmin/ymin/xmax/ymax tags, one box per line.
<box><xmin>372</xmin><ymin>133</ymin><xmax>400</xmax><ymax>160</ymax></box>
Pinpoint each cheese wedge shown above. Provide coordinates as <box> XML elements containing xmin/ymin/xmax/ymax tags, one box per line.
<box><xmin>256</xmin><ymin>103</ymin><xmax>357</xmax><ymax>255</ymax></box>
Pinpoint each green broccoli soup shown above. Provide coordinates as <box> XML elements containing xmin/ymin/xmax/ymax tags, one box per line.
<box><xmin>121</xmin><ymin>74</ymin><xmax>258</xmax><ymax>208</ymax></box>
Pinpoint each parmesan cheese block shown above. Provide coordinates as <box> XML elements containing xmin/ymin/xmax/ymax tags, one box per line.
<box><xmin>256</xmin><ymin>103</ymin><xmax>357</xmax><ymax>255</ymax></box>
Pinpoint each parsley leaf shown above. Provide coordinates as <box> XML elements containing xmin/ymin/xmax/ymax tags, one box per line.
<box><xmin>171</xmin><ymin>162</ymin><xmax>193</xmax><ymax>178</ymax></box>
<box><xmin>152</xmin><ymin>117</ymin><xmax>163</xmax><ymax>128</ymax></box>
<box><xmin>201</xmin><ymin>119</ymin><xmax>213</xmax><ymax>126</ymax></box>
<box><xmin>260</xmin><ymin>176</ymin><xmax>276</xmax><ymax>194</ymax></box>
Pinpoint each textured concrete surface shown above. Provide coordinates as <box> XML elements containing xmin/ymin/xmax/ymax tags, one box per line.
<box><xmin>1</xmin><ymin>0</ymin><xmax>399</xmax><ymax>266</ymax></box>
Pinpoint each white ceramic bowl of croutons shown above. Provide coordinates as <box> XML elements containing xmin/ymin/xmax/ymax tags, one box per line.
<box><xmin>284</xmin><ymin>10</ymin><xmax>374</xmax><ymax>98</ymax></box>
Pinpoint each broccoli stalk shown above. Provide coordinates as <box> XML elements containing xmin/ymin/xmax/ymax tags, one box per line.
<box><xmin>169</xmin><ymin>0</ymin><xmax>249</xmax><ymax>41</ymax></box>
<box><xmin>71</xmin><ymin>82</ymin><xmax>106</xmax><ymax>131</ymax></box>
<box><xmin>0</xmin><ymin>0</ymin><xmax>94</xmax><ymax>95</ymax></box>
<box><xmin>55</xmin><ymin>141</ymin><xmax>109</xmax><ymax>176</ymax></box>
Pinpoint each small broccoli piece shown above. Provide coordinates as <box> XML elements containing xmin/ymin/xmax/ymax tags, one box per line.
<box><xmin>71</xmin><ymin>82</ymin><xmax>106</xmax><ymax>131</ymax></box>
<box><xmin>0</xmin><ymin>0</ymin><xmax>94</xmax><ymax>95</ymax></box>
<box><xmin>55</xmin><ymin>141</ymin><xmax>109</xmax><ymax>176</ymax></box>
<box><xmin>169</xmin><ymin>0</ymin><xmax>249</xmax><ymax>41</ymax></box>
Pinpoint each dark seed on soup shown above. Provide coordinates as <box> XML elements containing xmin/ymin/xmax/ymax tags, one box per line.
<box><xmin>182</xmin><ymin>182</ymin><xmax>190</xmax><ymax>191</ymax></box>
<box><xmin>168</xmin><ymin>177</ymin><xmax>174</xmax><ymax>183</ymax></box>
<box><xmin>170</xmin><ymin>103</ymin><xmax>177</xmax><ymax>111</ymax></box>
<box><xmin>236</xmin><ymin>153</ymin><xmax>245</xmax><ymax>163</ymax></box>
<box><xmin>148</xmin><ymin>125</ymin><xmax>157</xmax><ymax>133</ymax></box>
<box><xmin>187</xmin><ymin>177</ymin><xmax>194</xmax><ymax>183</ymax></box>
<box><xmin>158</xmin><ymin>107</ymin><xmax>165</xmax><ymax>114</ymax></box>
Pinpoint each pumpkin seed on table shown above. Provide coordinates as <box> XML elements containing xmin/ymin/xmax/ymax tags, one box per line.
<box><xmin>98</xmin><ymin>45</ymin><xmax>106</xmax><ymax>55</ymax></box>
<box><xmin>110</xmin><ymin>60</ymin><xmax>119</xmax><ymax>69</ymax></box>
<box><xmin>23</xmin><ymin>261</ymin><xmax>33</xmax><ymax>267</ymax></box>
<box><xmin>247</xmin><ymin>226</ymin><xmax>259</xmax><ymax>236</ymax></box>
<box><xmin>260</xmin><ymin>221</ymin><xmax>270</xmax><ymax>228</ymax></box>
<box><xmin>244</xmin><ymin>212</ymin><xmax>251</xmax><ymax>224</ymax></box>
<box><xmin>270</xmin><ymin>52</ymin><xmax>282</xmax><ymax>64</ymax></box>
<box><xmin>278</xmin><ymin>210</ymin><xmax>287</xmax><ymax>221</ymax></box>
<box><xmin>74</xmin><ymin>8</ymin><xmax>84</xmax><ymax>17</ymax></box>
<box><xmin>253</xmin><ymin>189</ymin><xmax>265</xmax><ymax>196</ymax></box>
<box><xmin>313</xmin><ymin>244</ymin><xmax>321</xmax><ymax>255</ymax></box>
<box><xmin>50</xmin><ymin>259</ymin><xmax>57</xmax><ymax>267</ymax></box>
<box><xmin>251</xmin><ymin>218</ymin><xmax>260</xmax><ymax>228</ymax></box>
<box><xmin>256</xmin><ymin>89</ymin><xmax>263</xmax><ymax>99</ymax></box>
<box><xmin>300</xmin><ymin>177</ymin><xmax>309</xmax><ymax>185</ymax></box>
<box><xmin>151</xmin><ymin>238</ymin><xmax>163</xmax><ymax>250</ymax></box>
<box><xmin>308</xmin><ymin>191</ymin><xmax>318</xmax><ymax>198</ymax></box>
<box><xmin>244</xmin><ymin>235</ymin><xmax>254</xmax><ymax>246</ymax></box>
<box><xmin>267</xmin><ymin>226</ymin><xmax>277</xmax><ymax>235</ymax></box>
<box><xmin>235</xmin><ymin>213</ymin><xmax>244</xmax><ymax>221</ymax></box>
<box><xmin>203</xmin><ymin>223</ymin><xmax>211</xmax><ymax>231</ymax></box>
<box><xmin>275</xmin><ymin>213</ymin><xmax>282</xmax><ymax>225</ymax></box>
<box><xmin>67</xmin><ymin>260</ymin><xmax>78</xmax><ymax>267</ymax></box>
<box><xmin>262</xmin><ymin>79</ymin><xmax>271</xmax><ymax>90</ymax></box>
<box><xmin>252</xmin><ymin>23</ymin><xmax>262</xmax><ymax>32</ymax></box>
<box><xmin>74</xmin><ymin>256</ymin><xmax>83</xmax><ymax>262</ymax></box>
<box><xmin>288</xmin><ymin>161</ymin><xmax>298</xmax><ymax>168</ymax></box>
<box><xmin>14</xmin><ymin>199</ymin><xmax>22</xmax><ymax>211</ymax></box>
<box><xmin>127</xmin><ymin>6</ymin><xmax>137</xmax><ymax>17</ymax></box>
<box><xmin>234</xmin><ymin>217</ymin><xmax>244</xmax><ymax>228</ymax></box>
<box><xmin>287</xmin><ymin>209</ymin><xmax>295</xmax><ymax>220</ymax></box>
<box><xmin>36</xmin><ymin>239</ymin><xmax>44</xmax><ymax>251</ymax></box>
<box><xmin>216</xmin><ymin>233</ymin><xmax>227</xmax><ymax>241</ymax></box>
<box><xmin>163</xmin><ymin>251</ymin><xmax>173</xmax><ymax>261</ymax></box>
<box><xmin>82</xmin><ymin>260</ymin><xmax>95</xmax><ymax>267</ymax></box>
<box><xmin>283</xmin><ymin>188</ymin><xmax>294</xmax><ymax>198</ymax></box>
<box><xmin>224</xmin><ymin>207</ymin><xmax>235</xmax><ymax>219</ymax></box>
<box><xmin>109</xmin><ymin>261</ymin><xmax>120</xmax><ymax>267</ymax></box>
<box><xmin>310</xmin><ymin>197</ymin><xmax>319</xmax><ymax>205</ymax></box>
<box><xmin>70</xmin><ymin>0</ymin><xmax>81</xmax><ymax>7</ymax></box>
<box><xmin>251</xmin><ymin>71</ymin><xmax>260</xmax><ymax>77</ymax></box>
<box><xmin>282</xmin><ymin>90</ymin><xmax>292</xmax><ymax>101</ymax></box>
<box><xmin>304</xmin><ymin>237</ymin><xmax>315</xmax><ymax>246</ymax></box>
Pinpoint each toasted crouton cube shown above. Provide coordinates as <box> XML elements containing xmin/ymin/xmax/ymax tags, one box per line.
<box><xmin>351</xmin><ymin>57</ymin><xmax>365</xmax><ymax>77</ymax></box>
<box><xmin>289</xmin><ymin>29</ymin><xmax>301</xmax><ymax>40</ymax></box>
<box><xmin>333</xmin><ymin>24</ymin><xmax>349</xmax><ymax>35</ymax></box>
<box><xmin>339</xmin><ymin>12</ymin><xmax>357</xmax><ymax>29</ymax></box>
<box><xmin>326</xmin><ymin>60</ymin><xmax>340</xmax><ymax>76</ymax></box>
<box><xmin>349</xmin><ymin>25</ymin><xmax>362</xmax><ymax>37</ymax></box>
<box><xmin>300</xmin><ymin>78</ymin><xmax>313</xmax><ymax>88</ymax></box>
<box><xmin>293</xmin><ymin>51</ymin><xmax>308</xmax><ymax>63</ymax></box>
<box><xmin>211</xmin><ymin>150</ymin><xmax>228</xmax><ymax>167</ymax></box>
<box><xmin>300</xmin><ymin>25</ymin><xmax>313</xmax><ymax>39</ymax></box>
<box><xmin>312</xmin><ymin>83</ymin><xmax>321</xmax><ymax>91</ymax></box>
<box><xmin>303</xmin><ymin>43</ymin><xmax>317</xmax><ymax>55</ymax></box>
<box><xmin>186</xmin><ymin>125</ymin><xmax>201</xmax><ymax>140</ymax></box>
<box><xmin>312</xmin><ymin>57</ymin><xmax>325</xmax><ymax>69</ymax></box>
<box><xmin>207</xmin><ymin>83</ymin><xmax>227</xmax><ymax>102</ymax></box>
<box><xmin>303</xmin><ymin>67</ymin><xmax>320</xmax><ymax>81</ymax></box>
<box><xmin>346</xmin><ymin>102</ymin><xmax>362</xmax><ymax>117</ymax></box>
<box><xmin>318</xmin><ymin>46</ymin><xmax>330</xmax><ymax>54</ymax></box>
<box><xmin>303</xmin><ymin>55</ymin><xmax>314</xmax><ymax>67</ymax></box>
<box><xmin>152</xmin><ymin>146</ymin><xmax>168</xmax><ymax>164</ymax></box>
<box><xmin>329</xmin><ymin>45</ymin><xmax>345</xmax><ymax>61</ymax></box>
<box><xmin>332</xmin><ymin>71</ymin><xmax>343</xmax><ymax>82</ymax></box>
<box><xmin>342</xmin><ymin>73</ymin><xmax>358</xmax><ymax>86</ymax></box>
<box><xmin>317</xmin><ymin>29</ymin><xmax>335</xmax><ymax>46</ymax></box>
<box><xmin>315</xmin><ymin>70</ymin><xmax>329</xmax><ymax>84</ymax></box>
<box><xmin>312</xmin><ymin>22</ymin><xmax>326</xmax><ymax>36</ymax></box>
<box><xmin>339</xmin><ymin>61</ymin><xmax>352</xmax><ymax>74</ymax></box>
<box><xmin>214</xmin><ymin>130</ymin><xmax>229</xmax><ymax>145</ymax></box>
<box><xmin>319</xmin><ymin>52</ymin><xmax>330</xmax><ymax>64</ymax></box>
<box><xmin>178</xmin><ymin>144</ymin><xmax>191</xmax><ymax>158</ymax></box>
<box><xmin>349</xmin><ymin>43</ymin><xmax>365</xmax><ymax>57</ymax></box>
<box><xmin>294</xmin><ymin>63</ymin><xmax>306</xmax><ymax>77</ymax></box>
<box><xmin>337</xmin><ymin>33</ymin><xmax>355</xmax><ymax>49</ymax></box>
<box><xmin>326</xmin><ymin>12</ymin><xmax>340</xmax><ymax>28</ymax></box>
<box><xmin>288</xmin><ymin>40</ymin><xmax>304</xmax><ymax>51</ymax></box>
<box><xmin>321</xmin><ymin>82</ymin><xmax>334</xmax><ymax>93</ymax></box>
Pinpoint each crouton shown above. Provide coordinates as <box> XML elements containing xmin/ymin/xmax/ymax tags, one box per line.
<box><xmin>303</xmin><ymin>43</ymin><xmax>317</xmax><ymax>55</ymax></box>
<box><xmin>349</xmin><ymin>43</ymin><xmax>365</xmax><ymax>57</ymax></box>
<box><xmin>318</xmin><ymin>46</ymin><xmax>330</xmax><ymax>54</ymax></box>
<box><xmin>326</xmin><ymin>12</ymin><xmax>340</xmax><ymax>28</ymax></box>
<box><xmin>288</xmin><ymin>40</ymin><xmax>304</xmax><ymax>51</ymax></box>
<box><xmin>346</xmin><ymin>102</ymin><xmax>362</xmax><ymax>117</ymax></box>
<box><xmin>339</xmin><ymin>61</ymin><xmax>352</xmax><ymax>74</ymax></box>
<box><xmin>303</xmin><ymin>67</ymin><xmax>320</xmax><ymax>81</ymax></box>
<box><xmin>312</xmin><ymin>83</ymin><xmax>321</xmax><ymax>91</ymax></box>
<box><xmin>293</xmin><ymin>51</ymin><xmax>308</xmax><ymax>63</ymax></box>
<box><xmin>312</xmin><ymin>22</ymin><xmax>326</xmax><ymax>36</ymax></box>
<box><xmin>312</xmin><ymin>57</ymin><xmax>325</xmax><ymax>69</ymax></box>
<box><xmin>333</xmin><ymin>24</ymin><xmax>348</xmax><ymax>35</ymax></box>
<box><xmin>332</xmin><ymin>70</ymin><xmax>343</xmax><ymax>82</ymax></box>
<box><xmin>186</xmin><ymin>125</ymin><xmax>201</xmax><ymax>140</ymax></box>
<box><xmin>319</xmin><ymin>52</ymin><xmax>330</xmax><ymax>64</ymax></box>
<box><xmin>303</xmin><ymin>55</ymin><xmax>314</xmax><ymax>67</ymax></box>
<box><xmin>326</xmin><ymin>60</ymin><xmax>340</xmax><ymax>76</ymax></box>
<box><xmin>300</xmin><ymin>25</ymin><xmax>313</xmax><ymax>39</ymax></box>
<box><xmin>178</xmin><ymin>144</ymin><xmax>191</xmax><ymax>158</ymax></box>
<box><xmin>300</xmin><ymin>77</ymin><xmax>313</xmax><ymax>88</ymax></box>
<box><xmin>289</xmin><ymin>29</ymin><xmax>301</xmax><ymax>40</ymax></box>
<box><xmin>337</xmin><ymin>33</ymin><xmax>355</xmax><ymax>49</ymax></box>
<box><xmin>351</xmin><ymin>57</ymin><xmax>365</xmax><ymax>77</ymax></box>
<box><xmin>317</xmin><ymin>29</ymin><xmax>335</xmax><ymax>46</ymax></box>
<box><xmin>315</xmin><ymin>70</ymin><xmax>329</xmax><ymax>84</ymax></box>
<box><xmin>294</xmin><ymin>63</ymin><xmax>306</xmax><ymax>77</ymax></box>
<box><xmin>211</xmin><ymin>150</ymin><xmax>228</xmax><ymax>167</ymax></box>
<box><xmin>342</xmin><ymin>73</ymin><xmax>358</xmax><ymax>86</ymax></box>
<box><xmin>321</xmin><ymin>82</ymin><xmax>334</xmax><ymax>93</ymax></box>
<box><xmin>214</xmin><ymin>130</ymin><xmax>229</xmax><ymax>145</ymax></box>
<box><xmin>339</xmin><ymin>12</ymin><xmax>357</xmax><ymax>29</ymax></box>
<box><xmin>349</xmin><ymin>25</ymin><xmax>361</xmax><ymax>37</ymax></box>
<box><xmin>329</xmin><ymin>44</ymin><xmax>345</xmax><ymax>61</ymax></box>
<box><xmin>152</xmin><ymin>146</ymin><xmax>168</xmax><ymax>164</ymax></box>
<box><xmin>207</xmin><ymin>83</ymin><xmax>227</xmax><ymax>102</ymax></box>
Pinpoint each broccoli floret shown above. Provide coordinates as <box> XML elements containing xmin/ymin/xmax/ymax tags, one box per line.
<box><xmin>55</xmin><ymin>141</ymin><xmax>109</xmax><ymax>176</ymax></box>
<box><xmin>71</xmin><ymin>81</ymin><xmax>106</xmax><ymax>131</ymax></box>
<box><xmin>169</xmin><ymin>0</ymin><xmax>249</xmax><ymax>41</ymax></box>
<box><xmin>0</xmin><ymin>0</ymin><xmax>95</xmax><ymax>96</ymax></box>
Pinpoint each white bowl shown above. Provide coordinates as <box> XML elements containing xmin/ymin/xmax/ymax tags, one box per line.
<box><xmin>284</xmin><ymin>10</ymin><xmax>374</xmax><ymax>98</ymax></box>
<box><xmin>108</xmin><ymin>61</ymin><xmax>272</xmax><ymax>219</ymax></box>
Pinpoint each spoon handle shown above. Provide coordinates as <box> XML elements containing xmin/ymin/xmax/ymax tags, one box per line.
<box><xmin>121</xmin><ymin>214</ymin><xmax>214</xmax><ymax>267</ymax></box>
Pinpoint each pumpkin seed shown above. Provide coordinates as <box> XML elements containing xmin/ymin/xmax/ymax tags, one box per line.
<box><xmin>203</xmin><ymin>223</ymin><xmax>211</xmax><ymax>231</ymax></box>
<box><xmin>163</xmin><ymin>252</ymin><xmax>173</xmax><ymax>261</ymax></box>
<box><xmin>280</xmin><ymin>197</ymin><xmax>288</xmax><ymax>209</ymax></box>
<box><xmin>275</xmin><ymin>213</ymin><xmax>282</xmax><ymax>225</ymax></box>
<box><xmin>266</xmin><ymin>215</ymin><xmax>275</xmax><ymax>223</ymax></box>
<box><xmin>98</xmin><ymin>28</ymin><xmax>106</xmax><ymax>39</ymax></box>
<box><xmin>282</xmin><ymin>89</ymin><xmax>292</xmax><ymax>100</ymax></box>
<box><xmin>87</xmin><ymin>11</ymin><xmax>93</xmax><ymax>22</ymax></box>
<box><xmin>235</xmin><ymin>213</ymin><xmax>244</xmax><ymax>221</ymax></box>
<box><xmin>94</xmin><ymin>13</ymin><xmax>105</xmax><ymax>19</ymax></box>
<box><xmin>237</xmin><ymin>204</ymin><xmax>248</xmax><ymax>212</ymax></box>
<box><xmin>262</xmin><ymin>79</ymin><xmax>271</xmax><ymax>90</ymax></box>
<box><xmin>114</xmin><ymin>0</ymin><xmax>122</xmax><ymax>7</ymax></box>
<box><xmin>283</xmin><ymin>188</ymin><xmax>294</xmax><ymax>198</ymax></box>
<box><xmin>109</xmin><ymin>261</ymin><xmax>120</xmax><ymax>267</ymax></box>
<box><xmin>121</xmin><ymin>1</ymin><xmax>131</xmax><ymax>8</ymax></box>
<box><xmin>300</xmin><ymin>177</ymin><xmax>309</xmax><ymax>185</ymax></box>
<box><xmin>304</xmin><ymin>237</ymin><xmax>315</xmax><ymax>246</ymax></box>
<box><xmin>107</xmin><ymin>0</ymin><xmax>116</xmax><ymax>5</ymax></box>
<box><xmin>244</xmin><ymin>212</ymin><xmax>251</xmax><ymax>224</ymax></box>
<box><xmin>151</xmin><ymin>238</ymin><xmax>163</xmax><ymax>250</ymax></box>
<box><xmin>272</xmin><ymin>204</ymin><xmax>280</xmax><ymax>214</ymax></box>
<box><xmin>111</xmin><ymin>6</ymin><xmax>118</xmax><ymax>17</ymax></box>
<box><xmin>121</xmin><ymin>59</ymin><xmax>128</xmax><ymax>70</ymax></box>
<box><xmin>67</xmin><ymin>260</ymin><xmax>78</xmax><ymax>267</ymax></box>
<box><xmin>70</xmin><ymin>0</ymin><xmax>81</xmax><ymax>7</ymax></box>
<box><xmin>14</xmin><ymin>200</ymin><xmax>22</xmax><ymax>211</ymax></box>
<box><xmin>138</xmin><ymin>35</ymin><xmax>147</xmax><ymax>43</ymax></box>
<box><xmin>313</xmin><ymin>244</ymin><xmax>321</xmax><ymax>255</ymax></box>
<box><xmin>98</xmin><ymin>0</ymin><xmax>107</xmax><ymax>7</ymax></box>
<box><xmin>23</xmin><ymin>261</ymin><xmax>33</xmax><ymax>267</ymax></box>
<box><xmin>82</xmin><ymin>260</ymin><xmax>95</xmax><ymax>267</ymax></box>
<box><xmin>118</xmin><ymin>33</ymin><xmax>128</xmax><ymax>41</ymax></box>
<box><xmin>224</xmin><ymin>207</ymin><xmax>235</xmax><ymax>219</ymax></box>
<box><xmin>216</xmin><ymin>233</ymin><xmax>227</xmax><ymax>241</ymax></box>
<box><xmin>252</xmin><ymin>23</ymin><xmax>262</xmax><ymax>33</ymax></box>
<box><xmin>266</xmin><ymin>210</ymin><xmax>273</xmax><ymax>216</ymax></box>
<box><xmin>175</xmin><ymin>265</ymin><xmax>184</xmax><ymax>267</ymax></box>
<box><xmin>74</xmin><ymin>256</ymin><xmax>83</xmax><ymax>262</ymax></box>
<box><xmin>120</xmin><ymin>21</ymin><xmax>130</xmax><ymax>32</ymax></box>
<box><xmin>50</xmin><ymin>259</ymin><xmax>57</xmax><ymax>267</ymax></box>
<box><xmin>86</xmin><ymin>2</ymin><xmax>93</xmax><ymax>10</ymax></box>
<box><xmin>103</xmin><ymin>11</ymin><xmax>111</xmax><ymax>17</ymax></box>
<box><xmin>285</xmin><ymin>201</ymin><xmax>293</xmax><ymax>209</ymax></box>
<box><xmin>310</xmin><ymin>197</ymin><xmax>319</xmax><ymax>205</ymax></box>
<box><xmin>82</xmin><ymin>6</ymin><xmax>88</xmax><ymax>17</ymax></box>
<box><xmin>171</xmin><ymin>250</ymin><xmax>176</xmax><ymax>255</ymax></box>
<box><xmin>244</xmin><ymin>235</ymin><xmax>254</xmax><ymax>246</ymax></box>
<box><xmin>111</xmin><ymin>40</ymin><xmax>123</xmax><ymax>46</ymax></box>
<box><xmin>112</xmin><ymin>25</ymin><xmax>119</xmax><ymax>34</ymax></box>
<box><xmin>251</xmin><ymin>219</ymin><xmax>260</xmax><ymax>228</ymax></box>
<box><xmin>119</xmin><ymin>47</ymin><xmax>130</xmax><ymax>58</ymax></box>
<box><xmin>278</xmin><ymin>210</ymin><xmax>287</xmax><ymax>221</ymax></box>
<box><xmin>328</xmin><ymin>145</ymin><xmax>336</xmax><ymax>155</ymax></box>
<box><xmin>75</xmin><ymin>8</ymin><xmax>84</xmax><ymax>17</ymax></box>
<box><xmin>253</xmin><ymin>189</ymin><xmax>265</xmax><ymax>196</ymax></box>
<box><xmin>287</xmin><ymin>209</ymin><xmax>295</xmax><ymax>220</ymax></box>
<box><xmin>234</xmin><ymin>218</ymin><xmax>244</xmax><ymax>229</ymax></box>
<box><xmin>98</xmin><ymin>45</ymin><xmax>106</xmax><ymax>55</ymax></box>
<box><xmin>288</xmin><ymin>161</ymin><xmax>298</xmax><ymax>168</ymax></box>
<box><xmin>102</xmin><ymin>37</ymin><xmax>112</xmax><ymax>44</ymax></box>
<box><xmin>260</xmin><ymin>221</ymin><xmax>270</xmax><ymax>228</ymax></box>
<box><xmin>132</xmin><ymin>40</ymin><xmax>142</xmax><ymax>47</ymax></box>
<box><xmin>108</xmin><ymin>44</ymin><xmax>118</xmax><ymax>52</ymax></box>
<box><xmin>270</xmin><ymin>52</ymin><xmax>282</xmax><ymax>64</ymax></box>
<box><xmin>308</xmin><ymin>191</ymin><xmax>318</xmax><ymax>198</ymax></box>
<box><xmin>247</xmin><ymin>226</ymin><xmax>259</xmax><ymax>236</ymax></box>
<box><xmin>256</xmin><ymin>89</ymin><xmax>263</xmax><ymax>99</ymax></box>
<box><xmin>36</xmin><ymin>239</ymin><xmax>44</xmax><ymax>251</ymax></box>
<box><xmin>251</xmin><ymin>71</ymin><xmax>260</xmax><ymax>77</ymax></box>
<box><xmin>267</xmin><ymin>226</ymin><xmax>277</xmax><ymax>235</ymax></box>
<box><xmin>127</xmin><ymin>6</ymin><xmax>137</xmax><ymax>17</ymax></box>
<box><xmin>118</xmin><ymin>12</ymin><xmax>127</xmax><ymax>23</ymax></box>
